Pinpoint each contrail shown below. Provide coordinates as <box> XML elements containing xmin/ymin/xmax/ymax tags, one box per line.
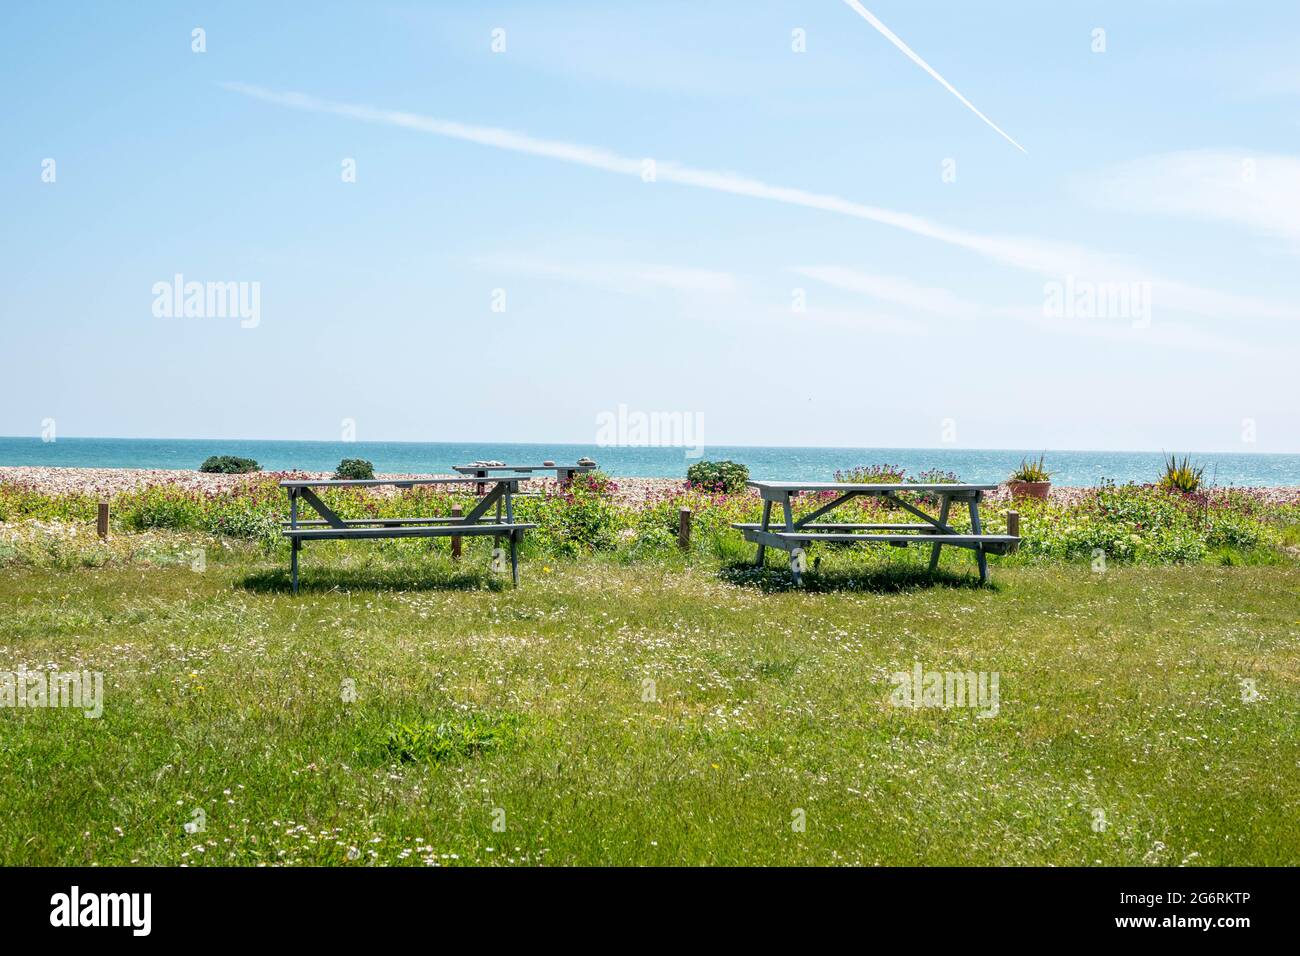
<box><xmin>220</xmin><ymin>82</ymin><xmax>1054</xmax><ymax>273</ymax></box>
<box><xmin>220</xmin><ymin>82</ymin><xmax>1292</xmax><ymax>324</ymax></box>
<box><xmin>841</xmin><ymin>0</ymin><xmax>1027</xmax><ymax>154</ymax></box>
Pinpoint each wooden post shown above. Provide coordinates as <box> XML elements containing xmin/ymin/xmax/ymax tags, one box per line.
<box><xmin>1006</xmin><ymin>510</ymin><xmax>1020</xmax><ymax>553</ymax></box>
<box><xmin>97</xmin><ymin>501</ymin><xmax>109</xmax><ymax>540</ymax></box>
<box><xmin>678</xmin><ymin>507</ymin><xmax>692</xmax><ymax>551</ymax></box>
<box><xmin>451</xmin><ymin>505</ymin><xmax>463</xmax><ymax>559</ymax></box>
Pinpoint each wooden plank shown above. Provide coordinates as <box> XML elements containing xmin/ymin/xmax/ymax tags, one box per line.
<box><xmin>929</xmin><ymin>495</ymin><xmax>953</xmax><ymax>572</ymax></box>
<box><xmin>754</xmin><ymin>499</ymin><xmax>772</xmax><ymax>566</ymax></box>
<box><xmin>733</xmin><ymin>522</ymin><xmax>944</xmax><ymax>532</ymax></box>
<box><xmin>747</xmin><ymin>480</ymin><xmax>996</xmax><ymax>493</ymax></box>
<box><xmin>968</xmin><ymin>498</ymin><xmax>989</xmax><ymax>583</ymax></box>
<box><xmin>298</xmin><ymin>487</ymin><xmax>348</xmax><ymax>529</ymax></box>
<box><xmin>282</xmin><ymin>517</ymin><xmax>488</xmax><ymax>527</ymax></box>
<box><xmin>278</xmin><ymin>477</ymin><xmax>525</xmax><ymax>488</ymax></box>
<box><xmin>793</xmin><ymin>490</ymin><xmax>863</xmax><ymax>527</ymax></box>
<box><xmin>743</xmin><ymin>530</ymin><xmax>1017</xmax><ymax>544</ymax></box>
<box><xmin>283</xmin><ymin>523</ymin><xmax>536</xmax><ymax>541</ymax></box>
<box><xmin>97</xmin><ymin>501</ymin><xmax>109</xmax><ymax>540</ymax></box>
<box><xmin>451</xmin><ymin>464</ymin><xmax>596</xmax><ymax>474</ymax></box>
<box><xmin>678</xmin><ymin>508</ymin><xmax>692</xmax><ymax>550</ymax></box>
<box><xmin>462</xmin><ymin>481</ymin><xmax>508</xmax><ymax>524</ymax></box>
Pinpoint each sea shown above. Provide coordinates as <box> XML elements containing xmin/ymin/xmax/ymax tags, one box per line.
<box><xmin>2</xmin><ymin>437</ymin><xmax>1298</xmax><ymax>487</ymax></box>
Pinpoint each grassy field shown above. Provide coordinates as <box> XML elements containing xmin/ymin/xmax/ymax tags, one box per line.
<box><xmin>2</xmin><ymin>539</ymin><xmax>1298</xmax><ymax>866</ymax></box>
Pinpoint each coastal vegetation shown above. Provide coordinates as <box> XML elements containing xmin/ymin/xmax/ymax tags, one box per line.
<box><xmin>685</xmin><ymin>459</ymin><xmax>749</xmax><ymax>494</ymax></box>
<box><xmin>334</xmin><ymin>459</ymin><xmax>376</xmax><ymax>481</ymax></box>
<box><xmin>198</xmin><ymin>455</ymin><xmax>260</xmax><ymax>474</ymax></box>
<box><xmin>0</xmin><ymin>469</ymin><xmax>1296</xmax><ymax>570</ymax></box>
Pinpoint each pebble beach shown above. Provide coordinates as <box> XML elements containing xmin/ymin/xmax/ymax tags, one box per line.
<box><xmin>3</xmin><ymin>466</ymin><xmax>1300</xmax><ymax>509</ymax></box>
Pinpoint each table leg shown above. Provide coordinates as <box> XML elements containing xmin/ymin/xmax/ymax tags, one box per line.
<box><xmin>510</xmin><ymin>530</ymin><xmax>520</xmax><ymax>587</ymax></box>
<box><xmin>289</xmin><ymin>489</ymin><xmax>300</xmax><ymax>594</ymax></box>
<box><xmin>494</xmin><ymin>495</ymin><xmax>503</xmax><ymax>553</ymax></box>
<box><xmin>754</xmin><ymin>499</ymin><xmax>773</xmax><ymax>566</ymax></box>
<box><xmin>505</xmin><ymin>486</ymin><xmax>519</xmax><ymax>586</ymax></box>
<box><xmin>782</xmin><ymin>494</ymin><xmax>803</xmax><ymax>586</ymax></box>
<box><xmin>928</xmin><ymin>494</ymin><xmax>952</xmax><ymax>572</ymax></box>
<box><xmin>968</xmin><ymin>496</ymin><xmax>989</xmax><ymax>584</ymax></box>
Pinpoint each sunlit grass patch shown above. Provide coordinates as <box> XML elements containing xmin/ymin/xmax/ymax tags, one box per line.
<box><xmin>380</xmin><ymin>713</ymin><xmax>523</xmax><ymax>765</ymax></box>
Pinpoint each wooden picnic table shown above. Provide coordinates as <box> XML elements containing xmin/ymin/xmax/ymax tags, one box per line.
<box><xmin>280</xmin><ymin>476</ymin><xmax>535</xmax><ymax>593</ymax></box>
<box><xmin>452</xmin><ymin>461</ymin><xmax>598</xmax><ymax>494</ymax></box>
<box><xmin>733</xmin><ymin>480</ymin><xmax>1018</xmax><ymax>585</ymax></box>
<box><xmin>454</xmin><ymin>460</ymin><xmax>595</xmax><ymax>481</ymax></box>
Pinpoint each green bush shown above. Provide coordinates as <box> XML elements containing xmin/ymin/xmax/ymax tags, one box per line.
<box><xmin>199</xmin><ymin>455</ymin><xmax>260</xmax><ymax>474</ymax></box>
<box><xmin>334</xmin><ymin>459</ymin><xmax>376</xmax><ymax>481</ymax></box>
<box><xmin>686</xmin><ymin>460</ymin><xmax>749</xmax><ymax>494</ymax></box>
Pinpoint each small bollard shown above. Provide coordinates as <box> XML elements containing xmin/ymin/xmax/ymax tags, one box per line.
<box><xmin>451</xmin><ymin>505</ymin><xmax>463</xmax><ymax>559</ymax></box>
<box><xmin>97</xmin><ymin>501</ymin><xmax>109</xmax><ymax>540</ymax></box>
<box><xmin>1006</xmin><ymin>510</ymin><xmax>1020</xmax><ymax>553</ymax></box>
<box><xmin>678</xmin><ymin>507</ymin><xmax>692</xmax><ymax>551</ymax></box>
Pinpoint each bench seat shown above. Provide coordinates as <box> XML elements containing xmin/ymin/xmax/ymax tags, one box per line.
<box><xmin>732</xmin><ymin>522</ymin><xmax>949</xmax><ymax>532</ymax></box>
<box><xmin>283</xmin><ymin>523</ymin><xmax>536</xmax><ymax>542</ymax></box>
<box><xmin>736</xmin><ymin>525</ymin><xmax>1018</xmax><ymax>556</ymax></box>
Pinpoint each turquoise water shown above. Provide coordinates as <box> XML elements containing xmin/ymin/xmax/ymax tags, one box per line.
<box><xmin>2</xmin><ymin>437</ymin><xmax>1298</xmax><ymax>486</ymax></box>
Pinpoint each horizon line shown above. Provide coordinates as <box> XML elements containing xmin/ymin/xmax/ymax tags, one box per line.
<box><xmin>0</xmin><ymin>435</ymin><xmax>1291</xmax><ymax>459</ymax></box>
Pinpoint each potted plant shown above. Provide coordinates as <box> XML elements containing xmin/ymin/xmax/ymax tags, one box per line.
<box><xmin>1007</xmin><ymin>454</ymin><xmax>1052</xmax><ymax>500</ymax></box>
<box><xmin>1158</xmin><ymin>454</ymin><xmax>1203</xmax><ymax>494</ymax></box>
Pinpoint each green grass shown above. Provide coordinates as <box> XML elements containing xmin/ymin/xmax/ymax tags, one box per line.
<box><xmin>1</xmin><ymin>538</ymin><xmax>1298</xmax><ymax>866</ymax></box>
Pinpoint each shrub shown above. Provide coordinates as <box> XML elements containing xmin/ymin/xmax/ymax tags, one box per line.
<box><xmin>525</xmin><ymin>471</ymin><xmax>625</xmax><ymax>554</ymax></box>
<box><xmin>911</xmin><ymin>468</ymin><xmax>961</xmax><ymax>507</ymax></box>
<box><xmin>835</xmin><ymin>464</ymin><xmax>907</xmax><ymax>484</ymax></box>
<box><xmin>1159</xmin><ymin>454</ymin><xmax>1203</xmax><ymax>494</ymax></box>
<box><xmin>686</xmin><ymin>460</ymin><xmax>749</xmax><ymax>494</ymax></box>
<box><xmin>199</xmin><ymin>455</ymin><xmax>260</xmax><ymax>474</ymax></box>
<box><xmin>118</xmin><ymin>486</ymin><xmax>205</xmax><ymax>531</ymax></box>
<box><xmin>334</xmin><ymin>459</ymin><xmax>375</xmax><ymax>481</ymax></box>
<box><xmin>1010</xmin><ymin>455</ymin><xmax>1052</xmax><ymax>483</ymax></box>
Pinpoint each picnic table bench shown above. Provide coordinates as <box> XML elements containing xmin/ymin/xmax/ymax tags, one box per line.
<box><xmin>733</xmin><ymin>480</ymin><xmax>1018</xmax><ymax>585</ymax></box>
<box><xmin>281</xmin><ymin>476</ymin><xmax>534</xmax><ymax>593</ymax></box>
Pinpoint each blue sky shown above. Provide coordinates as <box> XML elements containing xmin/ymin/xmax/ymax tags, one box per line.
<box><xmin>3</xmin><ymin>1</ymin><xmax>1298</xmax><ymax>452</ymax></box>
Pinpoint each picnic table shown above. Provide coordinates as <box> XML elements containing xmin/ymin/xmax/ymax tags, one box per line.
<box><xmin>452</xmin><ymin>461</ymin><xmax>597</xmax><ymax>493</ymax></box>
<box><xmin>733</xmin><ymin>480</ymin><xmax>1018</xmax><ymax>585</ymax></box>
<box><xmin>280</xmin><ymin>476</ymin><xmax>535</xmax><ymax>593</ymax></box>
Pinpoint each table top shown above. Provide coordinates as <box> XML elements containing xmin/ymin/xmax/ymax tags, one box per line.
<box><xmin>747</xmin><ymin>480</ymin><xmax>999</xmax><ymax>493</ymax></box>
<box><xmin>279</xmin><ymin>476</ymin><xmax>527</xmax><ymax>489</ymax></box>
<box><xmin>452</xmin><ymin>463</ymin><xmax>597</xmax><ymax>473</ymax></box>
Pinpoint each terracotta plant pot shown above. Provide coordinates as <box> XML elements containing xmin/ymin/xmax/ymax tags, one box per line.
<box><xmin>1007</xmin><ymin>480</ymin><xmax>1051</xmax><ymax>501</ymax></box>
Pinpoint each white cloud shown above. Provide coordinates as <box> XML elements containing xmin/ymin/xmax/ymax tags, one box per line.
<box><xmin>224</xmin><ymin>84</ymin><xmax>1296</xmax><ymax>326</ymax></box>
<box><xmin>1091</xmin><ymin>149</ymin><xmax>1300</xmax><ymax>251</ymax></box>
<box><xmin>479</xmin><ymin>255</ymin><xmax>739</xmax><ymax>295</ymax></box>
<box><xmin>796</xmin><ymin>265</ymin><xmax>1263</xmax><ymax>356</ymax></box>
<box><xmin>792</xmin><ymin>266</ymin><xmax>984</xmax><ymax>320</ymax></box>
